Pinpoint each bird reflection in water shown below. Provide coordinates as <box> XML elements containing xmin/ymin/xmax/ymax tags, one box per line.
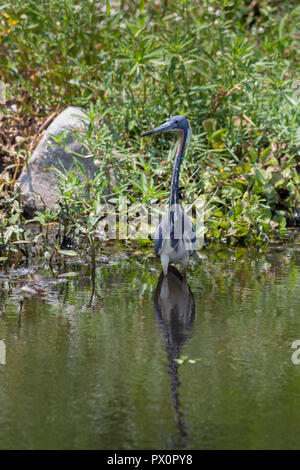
<box><xmin>154</xmin><ymin>266</ymin><xmax>195</xmax><ymax>442</ymax></box>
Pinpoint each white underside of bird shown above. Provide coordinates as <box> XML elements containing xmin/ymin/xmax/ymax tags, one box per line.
<box><xmin>160</xmin><ymin>240</ymin><xmax>190</xmax><ymax>276</ymax></box>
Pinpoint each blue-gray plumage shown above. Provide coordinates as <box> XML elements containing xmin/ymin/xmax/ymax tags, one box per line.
<box><xmin>140</xmin><ymin>115</ymin><xmax>195</xmax><ymax>276</ymax></box>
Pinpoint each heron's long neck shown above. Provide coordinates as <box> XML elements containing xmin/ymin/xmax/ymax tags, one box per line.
<box><xmin>169</xmin><ymin>129</ymin><xmax>187</xmax><ymax>207</ymax></box>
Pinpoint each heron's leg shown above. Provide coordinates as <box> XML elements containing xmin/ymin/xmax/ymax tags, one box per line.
<box><xmin>160</xmin><ymin>254</ymin><xmax>170</xmax><ymax>298</ymax></box>
<box><xmin>182</xmin><ymin>255</ymin><xmax>189</xmax><ymax>281</ymax></box>
<box><xmin>161</xmin><ymin>254</ymin><xmax>170</xmax><ymax>277</ymax></box>
<box><xmin>161</xmin><ymin>276</ymin><xmax>170</xmax><ymax>298</ymax></box>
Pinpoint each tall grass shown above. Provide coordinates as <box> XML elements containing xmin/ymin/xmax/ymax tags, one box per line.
<box><xmin>0</xmin><ymin>0</ymin><xmax>299</xmax><ymax>260</ymax></box>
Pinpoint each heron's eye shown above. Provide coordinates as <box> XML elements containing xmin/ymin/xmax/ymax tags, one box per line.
<box><xmin>175</xmin><ymin>120</ymin><xmax>179</xmax><ymax>124</ymax></box>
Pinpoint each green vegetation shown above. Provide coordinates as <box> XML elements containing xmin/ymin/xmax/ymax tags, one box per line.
<box><xmin>0</xmin><ymin>0</ymin><xmax>300</xmax><ymax>264</ymax></box>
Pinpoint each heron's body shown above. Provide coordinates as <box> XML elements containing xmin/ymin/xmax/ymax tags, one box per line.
<box><xmin>154</xmin><ymin>206</ymin><xmax>195</xmax><ymax>275</ymax></box>
<box><xmin>140</xmin><ymin>115</ymin><xmax>195</xmax><ymax>276</ymax></box>
<box><xmin>154</xmin><ymin>265</ymin><xmax>195</xmax><ymax>436</ymax></box>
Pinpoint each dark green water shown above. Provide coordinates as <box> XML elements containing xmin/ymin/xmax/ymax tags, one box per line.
<box><xmin>1</xmin><ymin>245</ymin><xmax>300</xmax><ymax>450</ymax></box>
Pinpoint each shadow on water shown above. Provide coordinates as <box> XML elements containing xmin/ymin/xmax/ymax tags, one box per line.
<box><xmin>154</xmin><ymin>266</ymin><xmax>195</xmax><ymax>447</ymax></box>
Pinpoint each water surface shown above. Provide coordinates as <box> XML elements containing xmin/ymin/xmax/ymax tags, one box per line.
<box><xmin>0</xmin><ymin>245</ymin><xmax>300</xmax><ymax>449</ymax></box>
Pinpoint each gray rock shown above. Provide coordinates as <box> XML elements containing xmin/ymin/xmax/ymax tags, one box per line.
<box><xmin>19</xmin><ymin>106</ymin><xmax>98</xmax><ymax>215</ymax></box>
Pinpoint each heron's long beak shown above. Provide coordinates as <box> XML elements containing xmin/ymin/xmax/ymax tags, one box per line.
<box><xmin>140</xmin><ymin>121</ymin><xmax>174</xmax><ymax>138</ymax></box>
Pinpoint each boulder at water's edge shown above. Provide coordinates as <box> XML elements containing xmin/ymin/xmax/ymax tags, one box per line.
<box><xmin>19</xmin><ymin>106</ymin><xmax>97</xmax><ymax>216</ymax></box>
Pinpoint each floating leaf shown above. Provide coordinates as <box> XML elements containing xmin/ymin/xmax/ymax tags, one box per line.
<box><xmin>175</xmin><ymin>359</ymin><xmax>184</xmax><ymax>365</ymax></box>
<box><xmin>57</xmin><ymin>250</ymin><xmax>78</xmax><ymax>257</ymax></box>
<box><xmin>21</xmin><ymin>286</ymin><xmax>38</xmax><ymax>294</ymax></box>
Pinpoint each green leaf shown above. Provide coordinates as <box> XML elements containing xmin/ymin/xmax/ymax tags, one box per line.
<box><xmin>212</xmin><ymin>128</ymin><xmax>228</xmax><ymax>143</ymax></box>
<box><xmin>260</xmin><ymin>146</ymin><xmax>271</xmax><ymax>162</ymax></box>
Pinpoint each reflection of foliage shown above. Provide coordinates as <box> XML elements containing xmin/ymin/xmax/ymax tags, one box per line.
<box><xmin>191</xmin><ymin>247</ymin><xmax>300</xmax><ymax>305</ymax></box>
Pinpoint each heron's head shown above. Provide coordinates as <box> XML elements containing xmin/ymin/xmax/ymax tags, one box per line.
<box><xmin>140</xmin><ymin>115</ymin><xmax>192</xmax><ymax>147</ymax></box>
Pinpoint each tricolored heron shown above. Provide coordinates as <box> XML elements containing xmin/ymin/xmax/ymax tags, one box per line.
<box><xmin>140</xmin><ymin>115</ymin><xmax>196</xmax><ymax>276</ymax></box>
